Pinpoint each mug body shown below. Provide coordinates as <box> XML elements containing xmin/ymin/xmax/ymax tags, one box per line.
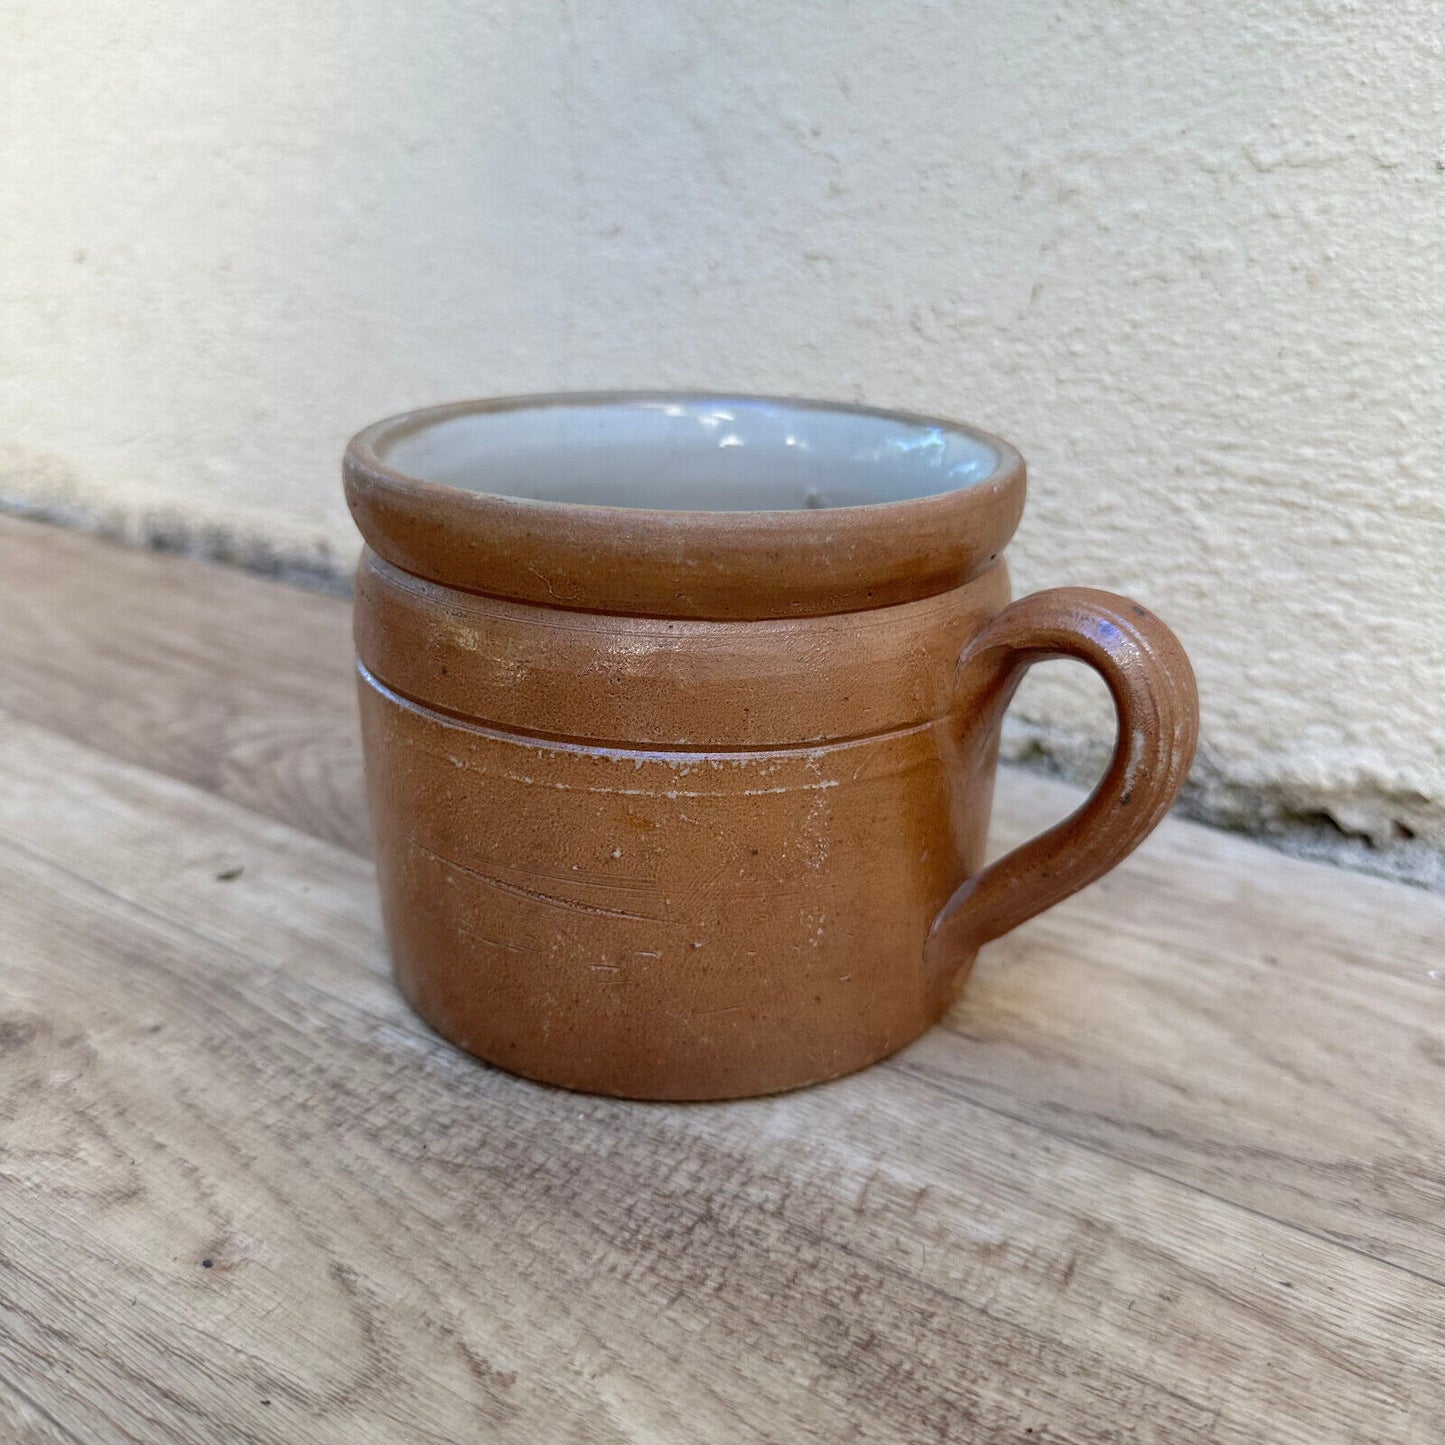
<box><xmin>346</xmin><ymin>394</ymin><xmax>1028</xmax><ymax>1099</ymax></box>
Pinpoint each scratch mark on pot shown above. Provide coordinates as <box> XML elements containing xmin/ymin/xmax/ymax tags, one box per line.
<box><xmin>452</xmin><ymin>920</ymin><xmax>536</xmax><ymax>955</ymax></box>
<box><xmin>525</xmin><ymin>564</ymin><xmax>568</xmax><ymax>602</ymax></box>
<box><xmin>407</xmin><ymin>837</ymin><xmax>664</xmax><ymax>921</ymax></box>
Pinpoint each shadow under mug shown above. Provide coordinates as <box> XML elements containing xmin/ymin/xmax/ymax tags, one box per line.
<box><xmin>345</xmin><ymin>393</ymin><xmax>1198</xmax><ymax>1100</ymax></box>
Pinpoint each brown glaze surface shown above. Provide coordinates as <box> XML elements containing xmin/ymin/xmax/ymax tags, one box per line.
<box><xmin>347</xmin><ymin>394</ymin><xmax>1198</xmax><ymax>1099</ymax></box>
<box><xmin>354</xmin><ymin>547</ymin><xmax>1013</xmax><ymax>748</ymax></box>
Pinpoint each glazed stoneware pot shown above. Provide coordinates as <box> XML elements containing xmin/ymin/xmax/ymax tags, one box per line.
<box><xmin>345</xmin><ymin>394</ymin><xmax>1198</xmax><ymax>1100</ymax></box>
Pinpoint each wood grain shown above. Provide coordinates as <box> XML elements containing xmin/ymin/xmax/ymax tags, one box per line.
<box><xmin>2</xmin><ymin>514</ymin><xmax>1444</xmax><ymax>1440</ymax></box>
<box><xmin>939</xmin><ymin>787</ymin><xmax>1445</xmax><ymax>1281</ymax></box>
<box><xmin>0</xmin><ymin>515</ymin><xmax>367</xmax><ymax>854</ymax></box>
<box><xmin>1</xmin><ymin>718</ymin><xmax>1441</xmax><ymax>1443</ymax></box>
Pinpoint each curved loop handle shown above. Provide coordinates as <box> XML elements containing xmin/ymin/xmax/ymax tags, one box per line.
<box><xmin>925</xmin><ymin>587</ymin><xmax>1198</xmax><ymax>979</ymax></box>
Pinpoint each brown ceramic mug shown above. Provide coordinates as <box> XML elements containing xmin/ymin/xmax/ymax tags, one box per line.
<box><xmin>345</xmin><ymin>393</ymin><xmax>1198</xmax><ymax>1100</ymax></box>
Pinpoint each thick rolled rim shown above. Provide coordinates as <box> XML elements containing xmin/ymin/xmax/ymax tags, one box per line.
<box><xmin>343</xmin><ymin>391</ymin><xmax>1026</xmax><ymax>620</ymax></box>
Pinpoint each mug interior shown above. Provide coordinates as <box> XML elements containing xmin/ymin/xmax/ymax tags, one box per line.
<box><xmin>377</xmin><ymin>396</ymin><xmax>1003</xmax><ymax>512</ymax></box>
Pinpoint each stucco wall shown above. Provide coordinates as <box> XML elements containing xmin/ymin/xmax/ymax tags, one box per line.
<box><xmin>4</xmin><ymin>2</ymin><xmax>1443</xmax><ymax>873</ymax></box>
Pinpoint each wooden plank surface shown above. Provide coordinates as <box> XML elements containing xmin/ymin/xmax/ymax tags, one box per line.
<box><xmin>1</xmin><ymin>515</ymin><xmax>1443</xmax><ymax>1441</ymax></box>
<box><xmin>3</xmin><ymin>718</ymin><xmax>1442</xmax><ymax>1445</ymax></box>
<box><xmin>0</xmin><ymin>516</ymin><xmax>368</xmax><ymax>854</ymax></box>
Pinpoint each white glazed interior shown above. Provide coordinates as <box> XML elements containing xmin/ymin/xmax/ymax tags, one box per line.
<box><xmin>379</xmin><ymin>397</ymin><xmax>1003</xmax><ymax>512</ymax></box>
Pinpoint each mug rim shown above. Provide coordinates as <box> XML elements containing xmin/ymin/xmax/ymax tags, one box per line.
<box><xmin>344</xmin><ymin>391</ymin><xmax>1027</xmax><ymax>620</ymax></box>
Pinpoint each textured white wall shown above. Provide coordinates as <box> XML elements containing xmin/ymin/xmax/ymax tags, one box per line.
<box><xmin>4</xmin><ymin>2</ymin><xmax>1443</xmax><ymax>862</ymax></box>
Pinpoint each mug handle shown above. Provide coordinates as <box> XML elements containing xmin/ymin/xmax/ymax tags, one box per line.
<box><xmin>924</xmin><ymin>587</ymin><xmax>1199</xmax><ymax>980</ymax></box>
